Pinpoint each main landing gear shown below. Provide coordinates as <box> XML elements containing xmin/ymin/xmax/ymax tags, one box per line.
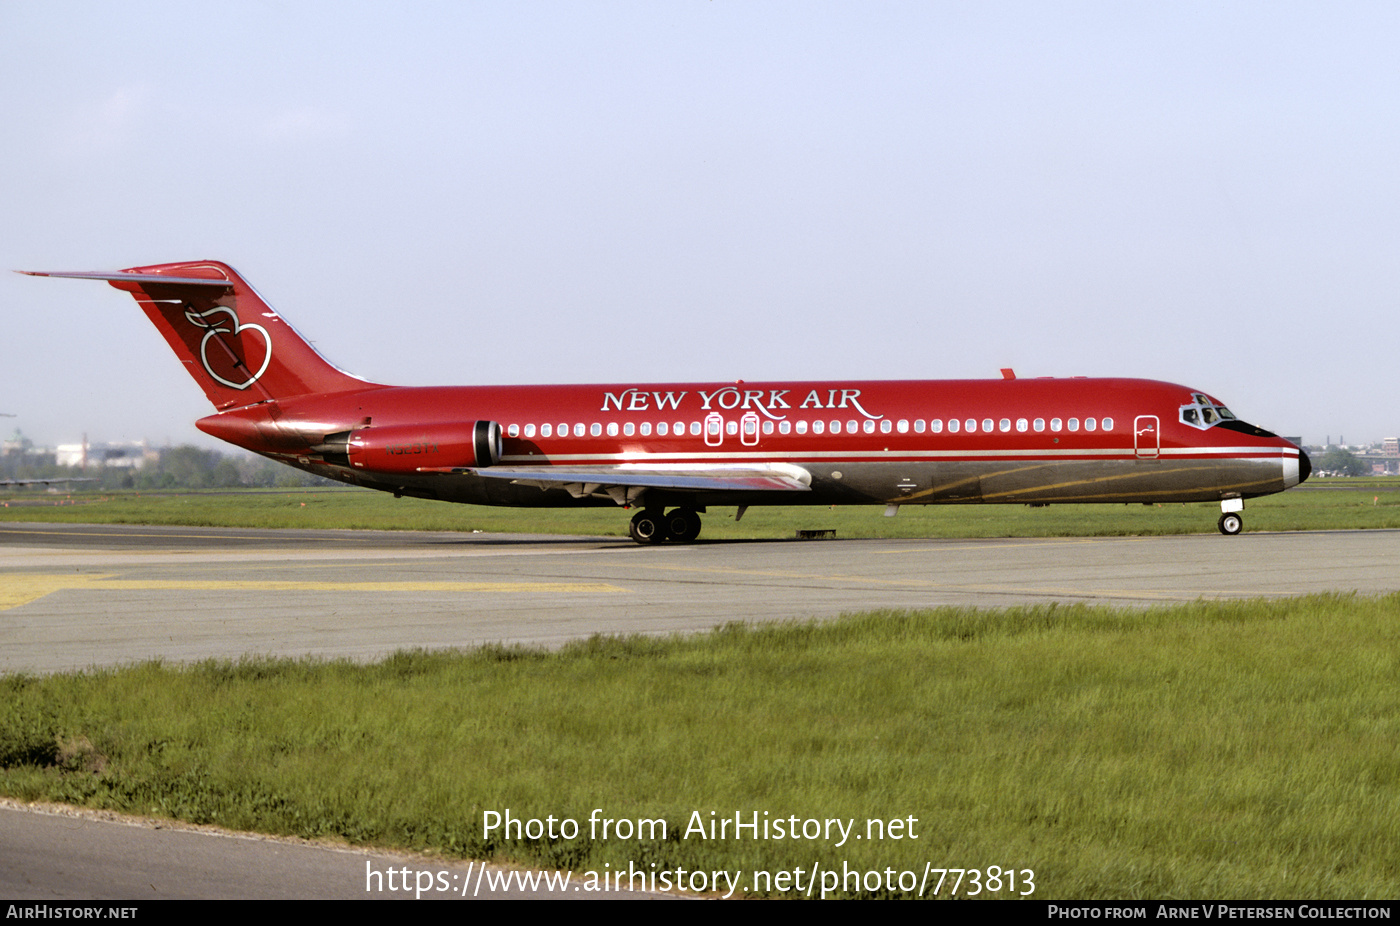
<box><xmin>628</xmin><ymin>507</ymin><xmax>702</xmax><ymax>545</ymax></box>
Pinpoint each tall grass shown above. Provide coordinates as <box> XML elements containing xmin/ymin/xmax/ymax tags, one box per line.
<box><xmin>4</xmin><ymin>593</ymin><xmax>1398</xmax><ymax>898</ymax></box>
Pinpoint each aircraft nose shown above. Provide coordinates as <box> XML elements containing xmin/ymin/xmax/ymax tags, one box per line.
<box><xmin>1280</xmin><ymin>441</ymin><xmax>1309</xmax><ymax>489</ymax></box>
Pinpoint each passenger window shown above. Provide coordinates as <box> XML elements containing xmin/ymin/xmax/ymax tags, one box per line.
<box><xmin>589</xmin><ymin>423</ymin><xmax>601</xmax><ymax>437</ymax></box>
<box><xmin>982</xmin><ymin>418</ymin><xmax>994</xmax><ymax>433</ymax></box>
<box><xmin>999</xmin><ymin>418</ymin><xmax>1011</xmax><ymax>432</ymax></box>
<box><xmin>507</xmin><ymin>423</ymin><xmax>519</xmax><ymax>438</ymax></box>
<box><xmin>658</xmin><ymin>422</ymin><xmax>669</xmax><ymax>437</ymax></box>
<box><xmin>862</xmin><ymin>420</ymin><xmax>874</xmax><ymax>434</ymax></box>
<box><xmin>639</xmin><ymin>422</ymin><xmax>651</xmax><ymax>436</ymax></box>
<box><xmin>762</xmin><ymin>420</ymin><xmax>774</xmax><ymax>435</ymax></box>
<box><xmin>881</xmin><ymin>420</ymin><xmax>893</xmax><ymax>434</ymax></box>
<box><xmin>948</xmin><ymin>419</ymin><xmax>959</xmax><ymax>433</ymax></box>
<box><xmin>1068</xmin><ymin>418</ymin><xmax>1080</xmax><ymax>432</ymax></box>
<box><xmin>796</xmin><ymin>420</ymin><xmax>808</xmax><ymax>435</ymax></box>
<box><xmin>965</xmin><ymin>419</ymin><xmax>977</xmax><ymax>433</ymax></box>
<box><xmin>779</xmin><ymin>421</ymin><xmax>791</xmax><ymax>435</ymax></box>
<box><xmin>607</xmin><ymin>422</ymin><xmax>618</xmax><ymax>437</ymax></box>
<box><xmin>1102</xmin><ymin>417</ymin><xmax>1113</xmax><ymax>431</ymax></box>
<box><xmin>690</xmin><ymin>422</ymin><xmax>701</xmax><ymax>436</ymax></box>
<box><xmin>1050</xmin><ymin>418</ymin><xmax>1062</xmax><ymax>432</ymax></box>
<box><xmin>541</xmin><ymin>423</ymin><xmax>552</xmax><ymax>438</ymax></box>
<box><xmin>813</xmin><ymin>420</ymin><xmax>825</xmax><ymax>435</ymax></box>
<box><xmin>897</xmin><ymin>419</ymin><xmax>909</xmax><ymax>433</ymax></box>
<box><xmin>1017</xmin><ymin>418</ymin><xmax>1028</xmax><ymax>432</ymax></box>
<box><xmin>831</xmin><ymin>419</ymin><xmax>842</xmax><ymax>433</ymax></box>
<box><xmin>525</xmin><ymin>423</ymin><xmax>536</xmax><ymax>438</ymax></box>
<box><xmin>931</xmin><ymin>419</ymin><xmax>943</xmax><ymax>433</ymax></box>
<box><xmin>915</xmin><ymin>419</ymin><xmax>927</xmax><ymax>433</ymax></box>
<box><xmin>1033</xmin><ymin>418</ymin><xmax>1045</xmax><ymax>432</ymax></box>
<box><xmin>726</xmin><ymin>420</ymin><xmax>738</xmax><ymax>436</ymax></box>
<box><xmin>675</xmin><ymin>421</ymin><xmax>685</xmax><ymax>435</ymax></box>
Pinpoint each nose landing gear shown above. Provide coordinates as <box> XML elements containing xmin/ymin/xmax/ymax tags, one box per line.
<box><xmin>1217</xmin><ymin>497</ymin><xmax>1244</xmax><ymax>535</ymax></box>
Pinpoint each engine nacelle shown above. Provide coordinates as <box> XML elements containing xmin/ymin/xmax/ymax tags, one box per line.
<box><xmin>340</xmin><ymin>421</ymin><xmax>502</xmax><ymax>474</ymax></box>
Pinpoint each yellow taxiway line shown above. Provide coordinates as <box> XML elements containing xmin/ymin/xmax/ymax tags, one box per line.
<box><xmin>0</xmin><ymin>575</ymin><xmax>626</xmax><ymax>611</ymax></box>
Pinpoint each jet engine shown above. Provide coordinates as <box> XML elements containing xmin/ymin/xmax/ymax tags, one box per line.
<box><xmin>317</xmin><ymin>421</ymin><xmax>502</xmax><ymax>473</ymax></box>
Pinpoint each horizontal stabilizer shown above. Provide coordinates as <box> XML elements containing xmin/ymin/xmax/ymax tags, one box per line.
<box><xmin>19</xmin><ymin>270</ymin><xmax>233</xmax><ymax>290</ymax></box>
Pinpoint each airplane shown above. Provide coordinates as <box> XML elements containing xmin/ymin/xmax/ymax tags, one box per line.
<box><xmin>0</xmin><ymin>478</ymin><xmax>95</xmax><ymax>487</ymax></box>
<box><xmin>22</xmin><ymin>260</ymin><xmax>1309</xmax><ymax>543</ymax></box>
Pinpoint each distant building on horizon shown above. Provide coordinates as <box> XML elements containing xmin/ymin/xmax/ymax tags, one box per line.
<box><xmin>54</xmin><ymin>439</ymin><xmax>159</xmax><ymax>470</ymax></box>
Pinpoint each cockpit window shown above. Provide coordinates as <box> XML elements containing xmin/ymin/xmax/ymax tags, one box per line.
<box><xmin>1180</xmin><ymin>395</ymin><xmax>1234</xmax><ymax>430</ymax></box>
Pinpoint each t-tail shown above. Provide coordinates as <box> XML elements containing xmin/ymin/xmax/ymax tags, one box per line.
<box><xmin>22</xmin><ymin>261</ymin><xmax>375</xmax><ymax>410</ymax></box>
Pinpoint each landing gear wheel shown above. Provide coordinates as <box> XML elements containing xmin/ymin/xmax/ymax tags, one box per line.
<box><xmin>629</xmin><ymin>510</ymin><xmax>668</xmax><ymax>545</ymax></box>
<box><xmin>664</xmin><ymin>508</ymin><xmax>702</xmax><ymax>543</ymax></box>
<box><xmin>1218</xmin><ymin>512</ymin><xmax>1243</xmax><ymax>536</ymax></box>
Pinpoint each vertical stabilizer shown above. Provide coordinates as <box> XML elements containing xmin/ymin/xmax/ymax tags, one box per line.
<box><xmin>23</xmin><ymin>261</ymin><xmax>377</xmax><ymax>410</ymax></box>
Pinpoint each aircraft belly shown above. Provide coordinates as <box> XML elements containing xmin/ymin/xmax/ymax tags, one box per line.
<box><xmin>964</xmin><ymin>457</ymin><xmax>1285</xmax><ymax>505</ymax></box>
<box><xmin>311</xmin><ymin>455</ymin><xmax>1287</xmax><ymax>510</ymax></box>
<box><xmin>811</xmin><ymin>457</ymin><xmax>1287</xmax><ymax>506</ymax></box>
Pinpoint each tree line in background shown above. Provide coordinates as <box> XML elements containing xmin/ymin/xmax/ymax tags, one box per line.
<box><xmin>2</xmin><ymin>445</ymin><xmax>337</xmax><ymax>490</ymax></box>
<box><xmin>1314</xmin><ymin>445</ymin><xmax>1371</xmax><ymax>478</ymax></box>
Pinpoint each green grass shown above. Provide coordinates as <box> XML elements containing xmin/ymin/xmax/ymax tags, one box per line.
<box><xmin>4</xmin><ymin>478</ymin><xmax>1400</xmax><ymax>537</ymax></box>
<box><xmin>4</xmin><ymin>594</ymin><xmax>1399</xmax><ymax>898</ymax></box>
<box><xmin>4</xmin><ymin>480</ymin><xmax>1396</xmax><ymax>896</ymax></box>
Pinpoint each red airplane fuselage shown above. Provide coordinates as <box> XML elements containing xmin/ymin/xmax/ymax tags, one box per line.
<box><xmin>26</xmin><ymin>261</ymin><xmax>1309</xmax><ymax>542</ymax></box>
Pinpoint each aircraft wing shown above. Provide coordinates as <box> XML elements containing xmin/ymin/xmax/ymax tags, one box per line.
<box><xmin>441</xmin><ymin>462</ymin><xmax>812</xmax><ymax>505</ymax></box>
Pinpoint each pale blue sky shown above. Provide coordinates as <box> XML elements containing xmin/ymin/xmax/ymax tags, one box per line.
<box><xmin>3</xmin><ymin>2</ymin><xmax>1397</xmax><ymax>448</ymax></box>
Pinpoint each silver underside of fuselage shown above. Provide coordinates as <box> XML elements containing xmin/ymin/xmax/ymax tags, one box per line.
<box><xmin>306</xmin><ymin>455</ymin><xmax>1293</xmax><ymax>510</ymax></box>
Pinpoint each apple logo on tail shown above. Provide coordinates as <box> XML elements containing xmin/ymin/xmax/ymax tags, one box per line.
<box><xmin>183</xmin><ymin>306</ymin><xmax>272</xmax><ymax>390</ymax></box>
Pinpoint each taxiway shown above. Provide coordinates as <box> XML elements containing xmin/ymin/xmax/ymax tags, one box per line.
<box><xmin>4</xmin><ymin>523</ymin><xmax>1397</xmax><ymax>674</ymax></box>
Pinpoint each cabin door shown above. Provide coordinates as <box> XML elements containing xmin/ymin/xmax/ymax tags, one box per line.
<box><xmin>1134</xmin><ymin>415</ymin><xmax>1160</xmax><ymax>459</ymax></box>
<box><xmin>740</xmin><ymin>412</ymin><xmax>760</xmax><ymax>447</ymax></box>
<box><xmin>704</xmin><ymin>412</ymin><xmax>724</xmax><ymax>447</ymax></box>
